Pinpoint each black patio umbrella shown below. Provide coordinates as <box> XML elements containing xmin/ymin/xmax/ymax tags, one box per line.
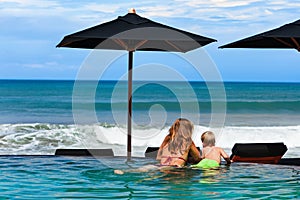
<box><xmin>57</xmin><ymin>9</ymin><xmax>216</xmax><ymax>159</ymax></box>
<box><xmin>219</xmin><ymin>19</ymin><xmax>300</xmax><ymax>52</ymax></box>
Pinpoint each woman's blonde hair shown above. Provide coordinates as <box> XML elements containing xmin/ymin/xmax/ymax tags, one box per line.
<box><xmin>168</xmin><ymin>118</ymin><xmax>194</xmax><ymax>154</ymax></box>
<box><xmin>201</xmin><ymin>131</ymin><xmax>215</xmax><ymax>147</ymax></box>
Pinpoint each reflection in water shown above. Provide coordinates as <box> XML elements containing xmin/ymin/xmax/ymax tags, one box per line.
<box><xmin>199</xmin><ymin>167</ymin><xmax>227</xmax><ymax>184</ymax></box>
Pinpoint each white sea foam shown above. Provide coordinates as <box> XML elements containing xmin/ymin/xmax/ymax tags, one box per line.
<box><xmin>0</xmin><ymin>123</ymin><xmax>299</xmax><ymax>157</ymax></box>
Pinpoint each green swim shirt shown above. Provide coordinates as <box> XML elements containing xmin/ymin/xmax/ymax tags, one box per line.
<box><xmin>191</xmin><ymin>158</ymin><xmax>219</xmax><ymax>169</ymax></box>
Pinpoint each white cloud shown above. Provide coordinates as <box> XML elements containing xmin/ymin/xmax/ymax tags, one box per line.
<box><xmin>82</xmin><ymin>3</ymin><xmax>121</xmax><ymax>14</ymax></box>
<box><xmin>0</xmin><ymin>0</ymin><xmax>58</xmax><ymax>7</ymax></box>
<box><xmin>175</xmin><ymin>0</ymin><xmax>262</xmax><ymax>8</ymax></box>
<box><xmin>22</xmin><ymin>61</ymin><xmax>77</xmax><ymax>70</ymax></box>
<box><xmin>0</xmin><ymin>0</ymin><xmax>68</xmax><ymax>18</ymax></box>
<box><xmin>0</xmin><ymin>0</ymin><xmax>294</xmax><ymax>28</ymax></box>
<box><xmin>1</xmin><ymin>0</ymin><xmax>295</xmax><ymax>43</ymax></box>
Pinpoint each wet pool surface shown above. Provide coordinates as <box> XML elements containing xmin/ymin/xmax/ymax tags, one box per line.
<box><xmin>0</xmin><ymin>156</ymin><xmax>299</xmax><ymax>199</ymax></box>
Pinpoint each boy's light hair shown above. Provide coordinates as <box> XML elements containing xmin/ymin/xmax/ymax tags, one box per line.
<box><xmin>201</xmin><ymin>131</ymin><xmax>215</xmax><ymax>147</ymax></box>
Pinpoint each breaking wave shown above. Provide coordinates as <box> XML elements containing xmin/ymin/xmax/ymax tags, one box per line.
<box><xmin>0</xmin><ymin>123</ymin><xmax>300</xmax><ymax>157</ymax></box>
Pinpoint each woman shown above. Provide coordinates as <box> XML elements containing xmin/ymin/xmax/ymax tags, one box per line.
<box><xmin>114</xmin><ymin>118</ymin><xmax>200</xmax><ymax>175</ymax></box>
<box><xmin>156</xmin><ymin>118</ymin><xmax>201</xmax><ymax>167</ymax></box>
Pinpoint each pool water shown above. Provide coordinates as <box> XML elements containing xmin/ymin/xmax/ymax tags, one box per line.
<box><xmin>0</xmin><ymin>156</ymin><xmax>299</xmax><ymax>199</ymax></box>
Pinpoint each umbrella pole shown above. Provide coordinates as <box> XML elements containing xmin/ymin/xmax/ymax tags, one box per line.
<box><xmin>127</xmin><ymin>51</ymin><xmax>133</xmax><ymax>160</ymax></box>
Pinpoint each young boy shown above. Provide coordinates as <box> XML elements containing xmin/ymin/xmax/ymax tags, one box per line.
<box><xmin>192</xmin><ymin>131</ymin><xmax>231</xmax><ymax>168</ymax></box>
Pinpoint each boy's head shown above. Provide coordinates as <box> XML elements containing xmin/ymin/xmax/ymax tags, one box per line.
<box><xmin>201</xmin><ymin>131</ymin><xmax>215</xmax><ymax>147</ymax></box>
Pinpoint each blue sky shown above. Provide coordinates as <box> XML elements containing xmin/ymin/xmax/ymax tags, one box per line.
<box><xmin>0</xmin><ymin>0</ymin><xmax>300</xmax><ymax>82</ymax></box>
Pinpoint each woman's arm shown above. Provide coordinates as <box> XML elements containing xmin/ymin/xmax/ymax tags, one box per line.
<box><xmin>187</xmin><ymin>141</ymin><xmax>201</xmax><ymax>164</ymax></box>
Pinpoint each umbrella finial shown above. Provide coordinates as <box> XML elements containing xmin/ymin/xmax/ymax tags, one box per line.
<box><xmin>128</xmin><ymin>8</ymin><xmax>136</xmax><ymax>14</ymax></box>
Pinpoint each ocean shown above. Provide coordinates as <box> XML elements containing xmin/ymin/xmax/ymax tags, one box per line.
<box><xmin>1</xmin><ymin>80</ymin><xmax>300</xmax><ymax>199</ymax></box>
<box><xmin>1</xmin><ymin>80</ymin><xmax>300</xmax><ymax>156</ymax></box>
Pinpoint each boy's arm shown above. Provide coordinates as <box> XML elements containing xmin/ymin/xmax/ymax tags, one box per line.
<box><xmin>220</xmin><ymin>148</ymin><xmax>231</xmax><ymax>165</ymax></box>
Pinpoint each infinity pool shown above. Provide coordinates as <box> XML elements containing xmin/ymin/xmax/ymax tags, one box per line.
<box><xmin>0</xmin><ymin>156</ymin><xmax>299</xmax><ymax>199</ymax></box>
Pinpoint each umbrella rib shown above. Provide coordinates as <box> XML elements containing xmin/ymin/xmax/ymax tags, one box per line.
<box><xmin>291</xmin><ymin>37</ymin><xmax>300</xmax><ymax>52</ymax></box>
<box><xmin>134</xmin><ymin>40</ymin><xmax>148</xmax><ymax>50</ymax></box>
<box><xmin>58</xmin><ymin>41</ymin><xmax>73</xmax><ymax>47</ymax></box>
<box><xmin>165</xmin><ymin>40</ymin><xmax>183</xmax><ymax>52</ymax></box>
<box><xmin>273</xmin><ymin>37</ymin><xmax>294</xmax><ymax>48</ymax></box>
<box><xmin>113</xmin><ymin>39</ymin><xmax>129</xmax><ymax>50</ymax></box>
<box><xmin>113</xmin><ymin>39</ymin><xmax>148</xmax><ymax>51</ymax></box>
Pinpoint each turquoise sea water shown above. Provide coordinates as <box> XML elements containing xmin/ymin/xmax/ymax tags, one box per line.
<box><xmin>1</xmin><ymin>80</ymin><xmax>300</xmax><ymax>199</ymax></box>
<box><xmin>1</xmin><ymin>80</ymin><xmax>300</xmax><ymax>125</ymax></box>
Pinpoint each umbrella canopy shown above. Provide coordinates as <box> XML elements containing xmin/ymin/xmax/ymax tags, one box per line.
<box><xmin>57</xmin><ymin>9</ymin><xmax>216</xmax><ymax>159</ymax></box>
<box><xmin>57</xmin><ymin>9</ymin><xmax>216</xmax><ymax>51</ymax></box>
<box><xmin>219</xmin><ymin>19</ymin><xmax>300</xmax><ymax>52</ymax></box>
